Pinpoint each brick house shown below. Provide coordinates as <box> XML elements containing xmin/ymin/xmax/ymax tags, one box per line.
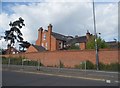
<box><xmin>27</xmin><ymin>24</ymin><xmax>92</xmax><ymax>52</ymax></box>
<box><xmin>3</xmin><ymin>47</ymin><xmax>19</xmax><ymax>55</ymax></box>
<box><xmin>66</xmin><ymin>31</ymin><xmax>92</xmax><ymax>50</ymax></box>
<box><xmin>26</xmin><ymin>44</ymin><xmax>46</xmax><ymax>53</ymax></box>
<box><xmin>106</xmin><ymin>41</ymin><xmax>118</xmax><ymax>49</ymax></box>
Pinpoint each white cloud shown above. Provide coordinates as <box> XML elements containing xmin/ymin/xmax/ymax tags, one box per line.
<box><xmin>95</xmin><ymin>3</ymin><xmax>118</xmax><ymax>41</ymax></box>
<box><xmin>0</xmin><ymin>1</ymin><xmax>118</xmax><ymax>49</ymax></box>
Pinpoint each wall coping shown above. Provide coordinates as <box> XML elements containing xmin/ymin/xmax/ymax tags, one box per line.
<box><xmin>24</xmin><ymin>49</ymin><xmax>118</xmax><ymax>54</ymax></box>
<box><xmin>1</xmin><ymin>48</ymin><xmax>118</xmax><ymax>56</ymax></box>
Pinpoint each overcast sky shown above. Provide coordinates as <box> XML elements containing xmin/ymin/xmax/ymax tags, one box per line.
<box><xmin>0</xmin><ymin>0</ymin><xmax>119</xmax><ymax>49</ymax></box>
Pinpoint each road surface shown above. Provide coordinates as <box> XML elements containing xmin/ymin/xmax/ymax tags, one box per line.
<box><xmin>2</xmin><ymin>70</ymin><xmax>118</xmax><ymax>86</ymax></box>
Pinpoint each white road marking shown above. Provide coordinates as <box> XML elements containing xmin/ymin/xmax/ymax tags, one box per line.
<box><xmin>106</xmin><ymin>80</ymin><xmax>111</xmax><ymax>83</ymax></box>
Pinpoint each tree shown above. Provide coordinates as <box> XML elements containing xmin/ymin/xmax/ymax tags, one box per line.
<box><xmin>4</xmin><ymin>17</ymin><xmax>30</xmax><ymax>54</ymax></box>
<box><xmin>19</xmin><ymin>41</ymin><xmax>31</xmax><ymax>52</ymax></box>
<box><xmin>86</xmin><ymin>36</ymin><xmax>108</xmax><ymax>49</ymax></box>
<box><xmin>67</xmin><ymin>44</ymin><xmax>80</xmax><ymax>50</ymax></box>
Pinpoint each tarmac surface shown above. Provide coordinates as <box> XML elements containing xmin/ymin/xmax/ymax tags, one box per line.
<box><xmin>2</xmin><ymin>70</ymin><xmax>118</xmax><ymax>86</ymax></box>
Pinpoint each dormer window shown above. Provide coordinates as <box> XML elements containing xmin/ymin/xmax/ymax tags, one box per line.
<box><xmin>43</xmin><ymin>33</ymin><xmax>46</xmax><ymax>40</ymax></box>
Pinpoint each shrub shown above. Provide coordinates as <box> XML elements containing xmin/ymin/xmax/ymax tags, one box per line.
<box><xmin>74</xmin><ymin>60</ymin><xmax>120</xmax><ymax>71</ymax></box>
<box><xmin>99</xmin><ymin>62</ymin><xmax>106</xmax><ymax>70</ymax></box>
<box><xmin>10</xmin><ymin>58</ymin><xmax>22</xmax><ymax>65</ymax></box>
<box><xmin>2</xmin><ymin>57</ymin><xmax>8</xmax><ymax>64</ymax></box>
<box><xmin>86</xmin><ymin>60</ymin><xmax>95</xmax><ymax>69</ymax></box>
<box><xmin>26</xmin><ymin>60</ymin><xmax>38</xmax><ymax>66</ymax></box>
<box><xmin>59</xmin><ymin>60</ymin><xmax>64</xmax><ymax>68</ymax></box>
<box><xmin>2</xmin><ymin>57</ymin><xmax>41</xmax><ymax>66</ymax></box>
<box><xmin>67</xmin><ymin>44</ymin><xmax>80</xmax><ymax>50</ymax></box>
<box><xmin>109</xmin><ymin>63</ymin><xmax>120</xmax><ymax>71</ymax></box>
<box><xmin>39</xmin><ymin>61</ymin><xmax>44</xmax><ymax>66</ymax></box>
<box><xmin>74</xmin><ymin>64</ymin><xmax>81</xmax><ymax>69</ymax></box>
<box><xmin>99</xmin><ymin>62</ymin><xmax>120</xmax><ymax>71</ymax></box>
<box><xmin>74</xmin><ymin>60</ymin><xmax>95</xmax><ymax>69</ymax></box>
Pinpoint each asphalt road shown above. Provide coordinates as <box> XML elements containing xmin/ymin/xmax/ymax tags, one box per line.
<box><xmin>3</xmin><ymin>65</ymin><xmax>119</xmax><ymax>82</ymax></box>
<box><xmin>2</xmin><ymin>70</ymin><xmax>118</xmax><ymax>86</ymax></box>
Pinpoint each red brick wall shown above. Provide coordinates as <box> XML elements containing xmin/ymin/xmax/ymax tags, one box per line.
<box><xmin>2</xmin><ymin>49</ymin><xmax>118</xmax><ymax>68</ymax></box>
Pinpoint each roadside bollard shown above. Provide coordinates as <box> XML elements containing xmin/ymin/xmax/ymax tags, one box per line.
<box><xmin>59</xmin><ymin>60</ymin><xmax>61</xmax><ymax>72</ymax></box>
<box><xmin>106</xmin><ymin>80</ymin><xmax>111</xmax><ymax>84</ymax></box>
<box><xmin>37</xmin><ymin>59</ymin><xmax>40</xmax><ymax>71</ymax></box>
<box><xmin>22</xmin><ymin>59</ymin><xmax>24</xmax><ymax>69</ymax></box>
<box><xmin>8</xmin><ymin>58</ymin><xmax>10</xmax><ymax>67</ymax></box>
<box><xmin>85</xmin><ymin>61</ymin><xmax>86</xmax><ymax>71</ymax></box>
<box><xmin>84</xmin><ymin>61</ymin><xmax>87</xmax><ymax>77</ymax></box>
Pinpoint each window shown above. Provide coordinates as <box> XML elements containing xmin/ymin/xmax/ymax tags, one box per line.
<box><xmin>59</xmin><ymin>42</ymin><xmax>63</xmax><ymax>49</ymax></box>
<box><xmin>43</xmin><ymin>33</ymin><xmax>46</xmax><ymax>40</ymax></box>
<box><xmin>59</xmin><ymin>42</ymin><xmax>61</xmax><ymax>49</ymax></box>
<box><xmin>12</xmin><ymin>52</ymin><xmax>15</xmax><ymax>54</ymax></box>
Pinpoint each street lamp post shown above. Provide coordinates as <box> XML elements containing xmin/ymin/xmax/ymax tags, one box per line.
<box><xmin>93</xmin><ymin>0</ymin><xmax>99</xmax><ymax>70</ymax></box>
<box><xmin>0</xmin><ymin>35</ymin><xmax>5</xmax><ymax>55</ymax></box>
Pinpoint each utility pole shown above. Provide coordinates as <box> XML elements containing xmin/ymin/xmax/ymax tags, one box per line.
<box><xmin>93</xmin><ymin>0</ymin><xmax>99</xmax><ymax>70</ymax></box>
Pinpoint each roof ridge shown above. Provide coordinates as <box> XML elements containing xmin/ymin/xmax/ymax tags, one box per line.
<box><xmin>32</xmin><ymin>44</ymin><xmax>46</xmax><ymax>52</ymax></box>
<box><xmin>52</xmin><ymin>32</ymin><xmax>66</xmax><ymax>37</ymax></box>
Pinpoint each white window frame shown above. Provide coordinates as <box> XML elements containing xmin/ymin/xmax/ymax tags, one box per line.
<box><xmin>43</xmin><ymin>33</ymin><xmax>46</xmax><ymax>40</ymax></box>
<box><xmin>59</xmin><ymin>42</ymin><xmax>63</xmax><ymax>49</ymax></box>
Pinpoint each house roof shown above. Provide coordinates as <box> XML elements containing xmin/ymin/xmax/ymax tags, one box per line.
<box><xmin>106</xmin><ymin>41</ymin><xmax>118</xmax><ymax>48</ymax></box>
<box><xmin>4</xmin><ymin>47</ymin><xmax>19</xmax><ymax>54</ymax></box>
<box><xmin>51</xmin><ymin>32</ymin><xmax>87</xmax><ymax>44</ymax></box>
<box><xmin>106</xmin><ymin>41</ymin><xmax>117</xmax><ymax>44</ymax></box>
<box><xmin>52</xmin><ymin>32</ymin><xmax>68</xmax><ymax>41</ymax></box>
<box><xmin>32</xmin><ymin>44</ymin><xmax>46</xmax><ymax>52</ymax></box>
<box><xmin>67</xmin><ymin>36</ymin><xmax>87</xmax><ymax>44</ymax></box>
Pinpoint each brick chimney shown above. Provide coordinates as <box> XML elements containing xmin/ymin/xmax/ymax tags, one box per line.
<box><xmin>36</xmin><ymin>27</ymin><xmax>43</xmax><ymax>46</ymax></box>
<box><xmin>86</xmin><ymin>30</ymin><xmax>91</xmax><ymax>41</ymax></box>
<box><xmin>48</xmin><ymin>24</ymin><xmax>52</xmax><ymax>51</ymax></box>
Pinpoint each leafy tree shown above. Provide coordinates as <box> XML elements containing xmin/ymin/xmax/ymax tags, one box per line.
<box><xmin>19</xmin><ymin>41</ymin><xmax>31</xmax><ymax>52</ymax></box>
<box><xmin>86</xmin><ymin>36</ymin><xmax>108</xmax><ymax>49</ymax></box>
<box><xmin>4</xmin><ymin>17</ymin><xmax>30</xmax><ymax>54</ymax></box>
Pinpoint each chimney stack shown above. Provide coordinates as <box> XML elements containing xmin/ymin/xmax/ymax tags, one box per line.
<box><xmin>48</xmin><ymin>24</ymin><xmax>52</xmax><ymax>32</ymax></box>
<box><xmin>36</xmin><ymin>27</ymin><xmax>43</xmax><ymax>46</ymax></box>
<box><xmin>86</xmin><ymin>30</ymin><xmax>91</xmax><ymax>41</ymax></box>
<box><xmin>48</xmin><ymin>24</ymin><xmax>52</xmax><ymax>51</ymax></box>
